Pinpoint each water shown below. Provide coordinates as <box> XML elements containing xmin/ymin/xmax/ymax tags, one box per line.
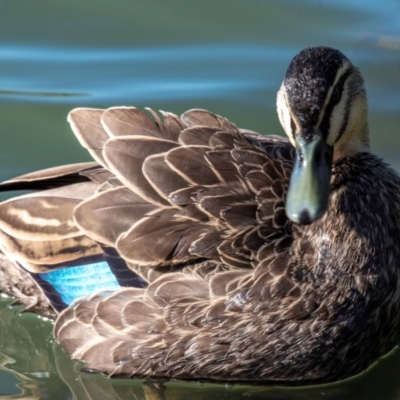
<box><xmin>0</xmin><ymin>0</ymin><xmax>399</xmax><ymax>398</ymax></box>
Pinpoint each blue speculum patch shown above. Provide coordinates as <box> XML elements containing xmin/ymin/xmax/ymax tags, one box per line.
<box><xmin>38</xmin><ymin>261</ymin><xmax>120</xmax><ymax>306</ymax></box>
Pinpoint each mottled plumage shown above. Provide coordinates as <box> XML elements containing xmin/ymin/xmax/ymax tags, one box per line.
<box><xmin>0</xmin><ymin>46</ymin><xmax>400</xmax><ymax>384</ymax></box>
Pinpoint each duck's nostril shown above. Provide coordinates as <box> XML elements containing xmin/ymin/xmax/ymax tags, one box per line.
<box><xmin>298</xmin><ymin>209</ymin><xmax>312</xmax><ymax>225</ymax></box>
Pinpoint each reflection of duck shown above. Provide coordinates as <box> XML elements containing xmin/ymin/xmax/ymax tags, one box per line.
<box><xmin>0</xmin><ymin>299</ymin><xmax>62</xmax><ymax>399</ymax></box>
<box><xmin>0</xmin><ymin>46</ymin><xmax>399</xmax><ymax>383</ymax></box>
<box><xmin>0</xmin><ymin>299</ymin><xmax>162</xmax><ymax>400</ymax></box>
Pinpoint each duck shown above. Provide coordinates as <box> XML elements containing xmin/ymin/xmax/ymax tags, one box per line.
<box><xmin>0</xmin><ymin>46</ymin><xmax>399</xmax><ymax>384</ymax></box>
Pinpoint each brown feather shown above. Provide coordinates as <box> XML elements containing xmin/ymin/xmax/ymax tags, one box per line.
<box><xmin>181</xmin><ymin>109</ymin><xmax>238</xmax><ymax>133</ymax></box>
<box><xmin>101</xmin><ymin>107</ymin><xmax>162</xmax><ymax>138</ymax></box>
<box><xmin>74</xmin><ymin>187</ymin><xmax>157</xmax><ymax>246</ymax></box>
<box><xmin>103</xmin><ymin>136</ymin><xmax>178</xmax><ymax>206</ymax></box>
<box><xmin>179</xmin><ymin>126</ymin><xmax>218</xmax><ymax>146</ymax></box>
<box><xmin>68</xmin><ymin>108</ymin><xmax>109</xmax><ymax>167</ymax></box>
<box><xmin>116</xmin><ymin>208</ymin><xmax>203</xmax><ymax>265</ymax></box>
<box><xmin>143</xmin><ymin>153</ymin><xmax>187</xmax><ymax>201</ymax></box>
<box><xmin>165</xmin><ymin>146</ymin><xmax>219</xmax><ymax>185</ymax></box>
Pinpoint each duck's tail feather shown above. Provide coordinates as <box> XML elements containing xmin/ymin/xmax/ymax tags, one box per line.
<box><xmin>0</xmin><ymin>162</ymin><xmax>101</xmax><ymax>192</ymax></box>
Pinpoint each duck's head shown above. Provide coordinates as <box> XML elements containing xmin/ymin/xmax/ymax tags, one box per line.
<box><xmin>277</xmin><ymin>46</ymin><xmax>369</xmax><ymax>225</ymax></box>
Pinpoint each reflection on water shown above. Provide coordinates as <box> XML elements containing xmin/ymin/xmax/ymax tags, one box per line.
<box><xmin>1</xmin><ymin>295</ymin><xmax>400</xmax><ymax>400</ymax></box>
<box><xmin>0</xmin><ymin>89</ymin><xmax>82</xmax><ymax>98</ymax></box>
<box><xmin>0</xmin><ymin>297</ymin><xmax>67</xmax><ymax>399</ymax></box>
<box><xmin>0</xmin><ymin>0</ymin><xmax>399</xmax><ymax>398</ymax></box>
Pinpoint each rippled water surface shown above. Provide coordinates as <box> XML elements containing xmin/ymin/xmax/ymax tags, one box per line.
<box><xmin>0</xmin><ymin>0</ymin><xmax>400</xmax><ymax>398</ymax></box>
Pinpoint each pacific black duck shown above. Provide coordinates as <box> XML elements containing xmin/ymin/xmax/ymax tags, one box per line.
<box><xmin>0</xmin><ymin>46</ymin><xmax>399</xmax><ymax>384</ymax></box>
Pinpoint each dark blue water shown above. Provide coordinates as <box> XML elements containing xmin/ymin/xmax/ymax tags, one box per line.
<box><xmin>0</xmin><ymin>0</ymin><xmax>399</xmax><ymax>398</ymax></box>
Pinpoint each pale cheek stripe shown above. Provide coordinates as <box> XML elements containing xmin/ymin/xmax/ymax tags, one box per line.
<box><xmin>277</xmin><ymin>89</ymin><xmax>295</xmax><ymax>143</ymax></box>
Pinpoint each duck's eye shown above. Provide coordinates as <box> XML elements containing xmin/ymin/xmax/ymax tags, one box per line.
<box><xmin>330</xmin><ymin>85</ymin><xmax>342</xmax><ymax>105</ymax></box>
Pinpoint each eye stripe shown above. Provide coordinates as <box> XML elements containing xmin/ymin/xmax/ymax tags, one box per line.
<box><xmin>290</xmin><ymin>117</ymin><xmax>296</xmax><ymax>136</ymax></box>
<box><xmin>319</xmin><ymin>68</ymin><xmax>353</xmax><ymax>139</ymax></box>
<box><xmin>336</xmin><ymin>92</ymin><xmax>352</xmax><ymax>143</ymax></box>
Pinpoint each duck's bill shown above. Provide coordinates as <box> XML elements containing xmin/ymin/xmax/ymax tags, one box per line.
<box><xmin>286</xmin><ymin>132</ymin><xmax>333</xmax><ymax>225</ymax></box>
